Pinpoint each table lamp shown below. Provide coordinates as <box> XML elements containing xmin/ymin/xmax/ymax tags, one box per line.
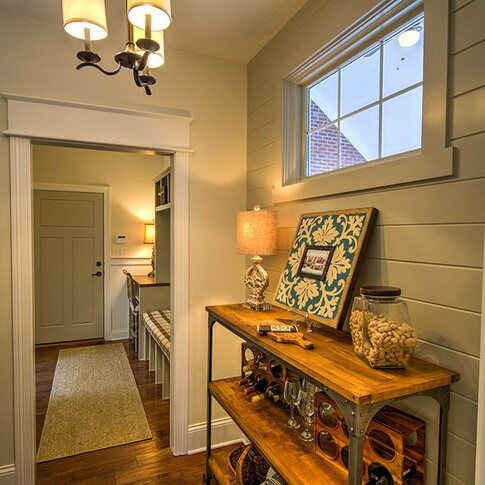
<box><xmin>237</xmin><ymin>206</ymin><xmax>277</xmax><ymax>311</ymax></box>
<box><xmin>144</xmin><ymin>223</ymin><xmax>155</xmax><ymax>277</ymax></box>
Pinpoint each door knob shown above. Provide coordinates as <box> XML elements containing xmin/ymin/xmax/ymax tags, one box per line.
<box><xmin>92</xmin><ymin>271</ymin><xmax>102</xmax><ymax>277</ymax></box>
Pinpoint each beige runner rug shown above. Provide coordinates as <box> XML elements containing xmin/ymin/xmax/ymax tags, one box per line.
<box><xmin>37</xmin><ymin>343</ymin><xmax>152</xmax><ymax>462</ymax></box>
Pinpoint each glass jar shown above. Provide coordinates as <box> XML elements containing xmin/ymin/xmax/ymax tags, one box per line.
<box><xmin>359</xmin><ymin>286</ymin><xmax>417</xmax><ymax>368</ymax></box>
<box><xmin>349</xmin><ymin>294</ymin><xmax>366</xmax><ymax>358</ymax></box>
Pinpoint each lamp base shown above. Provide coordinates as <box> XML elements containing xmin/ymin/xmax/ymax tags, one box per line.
<box><xmin>148</xmin><ymin>244</ymin><xmax>155</xmax><ymax>278</ymax></box>
<box><xmin>243</xmin><ymin>256</ymin><xmax>271</xmax><ymax>312</ymax></box>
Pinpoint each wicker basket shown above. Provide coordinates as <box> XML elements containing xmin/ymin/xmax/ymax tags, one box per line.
<box><xmin>227</xmin><ymin>444</ymin><xmax>271</xmax><ymax>485</ymax></box>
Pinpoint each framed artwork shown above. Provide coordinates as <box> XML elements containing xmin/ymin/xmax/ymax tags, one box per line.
<box><xmin>275</xmin><ymin>208</ymin><xmax>377</xmax><ymax>329</ymax></box>
<box><xmin>297</xmin><ymin>245</ymin><xmax>334</xmax><ymax>281</ymax></box>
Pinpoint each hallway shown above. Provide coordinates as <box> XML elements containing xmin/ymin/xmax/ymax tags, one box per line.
<box><xmin>36</xmin><ymin>340</ymin><xmax>205</xmax><ymax>484</ymax></box>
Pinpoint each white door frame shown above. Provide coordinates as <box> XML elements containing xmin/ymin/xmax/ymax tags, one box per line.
<box><xmin>33</xmin><ymin>183</ymin><xmax>112</xmax><ymax>341</ymax></box>
<box><xmin>5</xmin><ymin>94</ymin><xmax>192</xmax><ymax>484</ymax></box>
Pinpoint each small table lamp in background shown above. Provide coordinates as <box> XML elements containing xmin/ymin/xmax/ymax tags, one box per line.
<box><xmin>144</xmin><ymin>223</ymin><xmax>155</xmax><ymax>277</ymax></box>
<box><xmin>237</xmin><ymin>206</ymin><xmax>277</xmax><ymax>311</ymax></box>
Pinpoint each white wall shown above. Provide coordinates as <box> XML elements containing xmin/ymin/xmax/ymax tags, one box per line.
<box><xmin>0</xmin><ymin>11</ymin><xmax>247</xmax><ymax>470</ymax></box>
<box><xmin>247</xmin><ymin>1</ymin><xmax>483</xmax><ymax>484</ymax></box>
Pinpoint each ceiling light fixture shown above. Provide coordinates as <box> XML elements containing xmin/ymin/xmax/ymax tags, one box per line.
<box><xmin>62</xmin><ymin>0</ymin><xmax>171</xmax><ymax>95</ymax></box>
<box><xmin>398</xmin><ymin>26</ymin><xmax>421</xmax><ymax>48</ymax></box>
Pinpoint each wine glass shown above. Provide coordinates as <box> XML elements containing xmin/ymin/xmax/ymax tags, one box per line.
<box><xmin>297</xmin><ymin>380</ymin><xmax>316</xmax><ymax>441</ymax></box>
<box><xmin>283</xmin><ymin>377</ymin><xmax>301</xmax><ymax>429</ymax></box>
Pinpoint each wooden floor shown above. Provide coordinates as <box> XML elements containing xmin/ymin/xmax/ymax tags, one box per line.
<box><xmin>36</xmin><ymin>340</ymin><xmax>206</xmax><ymax>484</ymax></box>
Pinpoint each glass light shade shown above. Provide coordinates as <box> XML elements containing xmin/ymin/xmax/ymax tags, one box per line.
<box><xmin>398</xmin><ymin>29</ymin><xmax>420</xmax><ymax>48</ymax></box>
<box><xmin>237</xmin><ymin>208</ymin><xmax>277</xmax><ymax>256</ymax></box>
<box><xmin>62</xmin><ymin>0</ymin><xmax>108</xmax><ymax>40</ymax></box>
<box><xmin>144</xmin><ymin>223</ymin><xmax>155</xmax><ymax>244</ymax></box>
<box><xmin>127</xmin><ymin>0</ymin><xmax>172</xmax><ymax>31</ymax></box>
<box><xmin>133</xmin><ymin>27</ymin><xmax>165</xmax><ymax>68</ymax></box>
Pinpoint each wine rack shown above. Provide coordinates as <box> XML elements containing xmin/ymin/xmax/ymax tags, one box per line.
<box><xmin>315</xmin><ymin>391</ymin><xmax>426</xmax><ymax>484</ymax></box>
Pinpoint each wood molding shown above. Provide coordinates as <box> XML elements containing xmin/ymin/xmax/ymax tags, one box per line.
<box><xmin>5</xmin><ymin>96</ymin><xmax>192</xmax><ymax>480</ymax></box>
<box><xmin>10</xmin><ymin>136</ymin><xmax>36</xmax><ymax>485</ymax></box>
<box><xmin>0</xmin><ymin>464</ymin><xmax>16</xmax><ymax>485</ymax></box>
<box><xmin>170</xmin><ymin>151</ymin><xmax>190</xmax><ymax>456</ymax></box>
<box><xmin>187</xmin><ymin>417</ymin><xmax>242</xmax><ymax>455</ymax></box>
<box><xmin>32</xmin><ymin>183</ymin><xmax>113</xmax><ymax>342</ymax></box>
<box><xmin>475</xmin><ymin>221</ymin><xmax>485</xmax><ymax>482</ymax></box>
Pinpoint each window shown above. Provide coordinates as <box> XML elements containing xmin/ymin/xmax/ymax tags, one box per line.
<box><xmin>306</xmin><ymin>15</ymin><xmax>424</xmax><ymax>177</ymax></box>
<box><xmin>278</xmin><ymin>0</ymin><xmax>453</xmax><ymax>204</ymax></box>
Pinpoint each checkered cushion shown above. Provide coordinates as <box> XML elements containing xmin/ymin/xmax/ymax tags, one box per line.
<box><xmin>143</xmin><ymin>310</ymin><xmax>171</xmax><ymax>360</ymax></box>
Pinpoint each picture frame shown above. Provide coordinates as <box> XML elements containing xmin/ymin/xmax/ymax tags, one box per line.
<box><xmin>297</xmin><ymin>245</ymin><xmax>335</xmax><ymax>281</ymax></box>
<box><xmin>275</xmin><ymin>207</ymin><xmax>377</xmax><ymax>329</ymax></box>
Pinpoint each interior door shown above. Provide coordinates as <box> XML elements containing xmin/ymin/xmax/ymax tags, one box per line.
<box><xmin>34</xmin><ymin>190</ymin><xmax>104</xmax><ymax>344</ymax></box>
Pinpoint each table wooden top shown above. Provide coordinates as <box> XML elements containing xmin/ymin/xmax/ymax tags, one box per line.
<box><xmin>206</xmin><ymin>303</ymin><xmax>460</xmax><ymax>405</ymax></box>
<box><xmin>132</xmin><ymin>275</ymin><xmax>170</xmax><ymax>287</ymax></box>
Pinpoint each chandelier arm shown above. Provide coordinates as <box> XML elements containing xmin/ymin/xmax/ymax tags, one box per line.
<box><xmin>138</xmin><ymin>51</ymin><xmax>150</xmax><ymax>72</ymax></box>
<box><xmin>144</xmin><ymin>85</ymin><xmax>152</xmax><ymax>96</ymax></box>
<box><xmin>133</xmin><ymin>68</ymin><xmax>143</xmax><ymax>87</ymax></box>
<box><xmin>76</xmin><ymin>62</ymin><xmax>123</xmax><ymax>76</ymax></box>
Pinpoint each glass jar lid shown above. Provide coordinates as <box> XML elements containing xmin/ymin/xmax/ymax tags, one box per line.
<box><xmin>360</xmin><ymin>285</ymin><xmax>401</xmax><ymax>297</ymax></box>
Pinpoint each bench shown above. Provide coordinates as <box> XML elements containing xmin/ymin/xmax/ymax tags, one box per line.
<box><xmin>141</xmin><ymin>310</ymin><xmax>171</xmax><ymax>399</ymax></box>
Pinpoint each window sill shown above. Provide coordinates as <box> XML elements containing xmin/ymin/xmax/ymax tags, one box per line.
<box><xmin>273</xmin><ymin>146</ymin><xmax>455</xmax><ymax>204</ymax></box>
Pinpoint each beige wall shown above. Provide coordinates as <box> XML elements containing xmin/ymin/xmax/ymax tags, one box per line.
<box><xmin>247</xmin><ymin>1</ymin><xmax>483</xmax><ymax>484</ymax></box>
<box><xmin>0</xmin><ymin>12</ymin><xmax>247</xmax><ymax>468</ymax></box>
<box><xmin>33</xmin><ymin>145</ymin><xmax>170</xmax><ymax>259</ymax></box>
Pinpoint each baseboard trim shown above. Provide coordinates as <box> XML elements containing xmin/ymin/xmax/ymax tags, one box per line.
<box><xmin>0</xmin><ymin>465</ymin><xmax>16</xmax><ymax>485</ymax></box>
<box><xmin>108</xmin><ymin>330</ymin><xmax>129</xmax><ymax>341</ymax></box>
<box><xmin>187</xmin><ymin>417</ymin><xmax>243</xmax><ymax>455</ymax></box>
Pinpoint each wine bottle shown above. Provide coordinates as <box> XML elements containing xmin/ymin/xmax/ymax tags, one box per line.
<box><xmin>243</xmin><ymin>377</ymin><xmax>268</xmax><ymax>395</ymax></box>
<box><xmin>366</xmin><ymin>464</ymin><xmax>394</xmax><ymax>485</ymax></box>
<box><xmin>250</xmin><ymin>383</ymin><xmax>283</xmax><ymax>403</ymax></box>
<box><xmin>237</xmin><ymin>375</ymin><xmax>253</xmax><ymax>386</ymax></box>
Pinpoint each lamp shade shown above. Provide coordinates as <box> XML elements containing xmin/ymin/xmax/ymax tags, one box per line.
<box><xmin>62</xmin><ymin>0</ymin><xmax>108</xmax><ymax>40</ymax></box>
<box><xmin>144</xmin><ymin>223</ymin><xmax>155</xmax><ymax>244</ymax></box>
<box><xmin>133</xmin><ymin>27</ymin><xmax>165</xmax><ymax>68</ymax></box>
<box><xmin>237</xmin><ymin>208</ymin><xmax>277</xmax><ymax>256</ymax></box>
<box><xmin>127</xmin><ymin>0</ymin><xmax>172</xmax><ymax>31</ymax></box>
<box><xmin>398</xmin><ymin>28</ymin><xmax>420</xmax><ymax>48</ymax></box>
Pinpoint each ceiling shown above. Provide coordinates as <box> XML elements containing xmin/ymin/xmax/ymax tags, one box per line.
<box><xmin>0</xmin><ymin>0</ymin><xmax>307</xmax><ymax>63</ymax></box>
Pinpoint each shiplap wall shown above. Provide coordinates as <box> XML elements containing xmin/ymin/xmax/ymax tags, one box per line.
<box><xmin>247</xmin><ymin>1</ymin><xmax>484</xmax><ymax>484</ymax></box>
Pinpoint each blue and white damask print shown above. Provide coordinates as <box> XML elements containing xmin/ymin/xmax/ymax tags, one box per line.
<box><xmin>275</xmin><ymin>208</ymin><xmax>377</xmax><ymax>329</ymax></box>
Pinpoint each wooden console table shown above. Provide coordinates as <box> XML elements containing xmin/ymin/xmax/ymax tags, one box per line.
<box><xmin>204</xmin><ymin>304</ymin><xmax>459</xmax><ymax>485</ymax></box>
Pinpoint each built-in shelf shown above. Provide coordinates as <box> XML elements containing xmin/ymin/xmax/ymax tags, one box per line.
<box><xmin>209</xmin><ymin>377</ymin><xmax>347</xmax><ymax>485</ymax></box>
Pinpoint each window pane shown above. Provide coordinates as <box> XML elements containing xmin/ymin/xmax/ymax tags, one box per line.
<box><xmin>383</xmin><ymin>17</ymin><xmax>424</xmax><ymax>97</ymax></box>
<box><xmin>382</xmin><ymin>86</ymin><xmax>423</xmax><ymax>157</ymax></box>
<box><xmin>340</xmin><ymin>46</ymin><xmax>380</xmax><ymax>116</ymax></box>
<box><xmin>340</xmin><ymin>106</ymin><xmax>379</xmax><ymax>164</ymax></box>
<box><xmin>308</xmin><ymin>124</ymin><xmax>339</xmax><ymax>175</ymax></box>
<box><xmin>309</xmin><ymin>72</ymin><xmax>339</xmax><ymax>128</ymax></box>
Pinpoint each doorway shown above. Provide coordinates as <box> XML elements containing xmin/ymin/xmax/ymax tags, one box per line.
<box><xmin>6</xmin><ymin>94</ymin><xmax>191</xmax><ymax>484</ymax></box>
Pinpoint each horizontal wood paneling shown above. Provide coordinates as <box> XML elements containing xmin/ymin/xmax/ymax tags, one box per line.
<box><xmin>248</xmin><ymin>100</ymin><xmax>274</xmax><ymax>135</ymax></box>
<box><xmin>248</xmin><ymin>78</ymin><xmax>274</xmax><ymax>114</ymax></box>
<box><xmin>248</xmin><ymin>143</ymin><xmax>276</xmax><ymax>172</ymax></box>
<box><xmin>248</xmin><ymin>121</ymin><xmax>275</xmax><ymax>153</ymax></box>
<box><xmin>453</xmin><ymin>131</ymin><xmax>485</xmax><ymax>179</ymax></box>
<box><xmin>247</xmin><ymin>186</ymin><xmax>273</xmax><ymax>209</ymax></box>
<box><xmin>367</xmin><ymin>224</ymin><xmax>484</xmax><ymax>268</ymax></box>
<box><xmin>452</xmin><ymin>0</ymin><xmax>485</xmax><ymax>53</ymax></box>
<box><xmin>397</xmin><ymin>392</ymin><xmax>477</xmax><ymax>445</ymax></box>
<box><xmin>405</xmin><ymin>300</ymin><xmax>481</xmax><ymax>357</ymax></box>
<box><xmin>451</xmin><ymin>86</ymin><xmax>485</xmax><ymax>139</ymax></box>
<box><xmin>453</xmin><ymin>0</ymin><xmax>475</xmax><ymax>12</ymax></box>
<box><xmin>452</xmin><ymin>40</ymin><xmax>485</xmax><ymax>96</ymax></box>
<box><xmin>414</xmin><ymin>341</ymin><xmax>479</xmax><ymax>401</ymax></box>
<box><xmin>359</xmin><ymin>259</ymin><xmax>482</xmax><ymax>313</ymax></box>
<box><xmin>248</xmin><ymin>2</ymin><xmax>484</xmax><ymax>482</ymax></box>
<box><xmin>247</xmin><ymin>164</ymin><xmax>277</xmax><ymax>191</ymax></box>
<box><xmin>273</xmin><ymin>179</ymin><xmax>485</xmax><ymax>227</ymax></box>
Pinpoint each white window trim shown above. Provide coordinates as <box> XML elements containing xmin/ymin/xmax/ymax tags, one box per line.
<box><xmin>276</xmin><ymin>0</ymin><xmax>454</xmax><ymax>204</ymax></box>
